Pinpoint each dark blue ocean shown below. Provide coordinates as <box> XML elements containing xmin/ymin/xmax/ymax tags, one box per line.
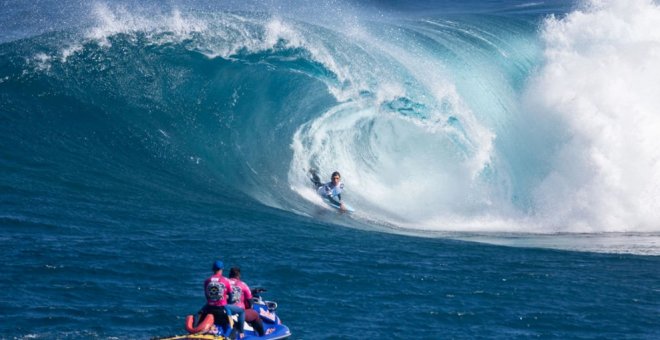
<box><xmin>2</xmin><ymin>0</ymin><xmax>659</xmax><ymax>338</ymax></box>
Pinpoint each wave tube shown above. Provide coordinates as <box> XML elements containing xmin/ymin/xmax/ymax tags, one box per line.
<box><xmin>288</xmin><ymin>16</ymin><xmax>517</xmax><ymax>230</ymax></box>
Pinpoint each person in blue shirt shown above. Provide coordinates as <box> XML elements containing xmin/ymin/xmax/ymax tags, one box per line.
<box><xmin>310</xmin><ymin>170</ymin><xmax>346</xmax><ymax>211</ymax></box>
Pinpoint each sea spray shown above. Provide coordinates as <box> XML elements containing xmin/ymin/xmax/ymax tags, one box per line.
<box><xmin>526</xmin><ymin>0</ymin><xmax>660</xmax><ymax>231</ymax></box>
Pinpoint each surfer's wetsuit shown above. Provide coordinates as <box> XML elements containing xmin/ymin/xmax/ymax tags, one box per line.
<box><xmin>309</xmin><ymin>169</ymin><xmax>344</xmax><ymax>204</ymax></box>
<box><xmin>318</xmin><ymin>181</ymin><xmax>344</xmax><ymax>202</ymax></box>
<box><xmin>310</xmin><ymin>170</ymin><xmax>323</xmax><ymax>188</ymax></box>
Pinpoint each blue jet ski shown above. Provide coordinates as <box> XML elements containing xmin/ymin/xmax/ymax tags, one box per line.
<box><xmin>154</xmin><ymin>288</ymin><xmax>290</xmax><ymax>340</ymax></box>
<box><xmin>239</xmin><ymin>288</ymin><xmax>290</xmax><ymax>340</ymax></box>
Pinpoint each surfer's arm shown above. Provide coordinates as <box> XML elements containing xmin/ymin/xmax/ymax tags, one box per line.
<box><xmin>329</xmin><ymin>195</ymin><xmax>346</xmax><ymax>210</ymax></box>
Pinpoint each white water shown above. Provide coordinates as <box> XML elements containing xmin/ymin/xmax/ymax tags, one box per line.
<box><xmin>526</xmin><ymin>0</ymin><xmax>660</xmax><ymax>232</ymax></box>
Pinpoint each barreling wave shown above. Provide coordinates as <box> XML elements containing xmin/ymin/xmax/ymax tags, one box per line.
<box><xmin>1</xmin><ymin>0</ymin><xmax>659</xmax><ymax>235</ymax></box>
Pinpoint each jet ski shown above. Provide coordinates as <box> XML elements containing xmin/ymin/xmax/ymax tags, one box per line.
<box><xmin>154</xmin><ymin>288</ymin><xmax>290</xmax><ymax>340</ymax></box>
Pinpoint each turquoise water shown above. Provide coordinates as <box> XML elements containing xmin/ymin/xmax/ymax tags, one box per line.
<box><xmin>1</xmin><ymin>0</ymin><xmax>659</xmax><ymax>338</ymax></box>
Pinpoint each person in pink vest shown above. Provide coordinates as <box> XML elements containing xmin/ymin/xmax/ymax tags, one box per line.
<box><xmin>228</xmin><ymin>267</ymin><xmax>265</xmax><ymax>336</ymax></box>
<box><xmin>197</xmin><ymin>260</ymin><xmax>234</xmax><ymax>334</ymax></box>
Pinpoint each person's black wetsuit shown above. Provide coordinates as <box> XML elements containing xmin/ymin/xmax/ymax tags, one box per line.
<box><xmin>309</xmin><ymin>169</ymin><xmax>323</xmax><ymax>188</ymax></box>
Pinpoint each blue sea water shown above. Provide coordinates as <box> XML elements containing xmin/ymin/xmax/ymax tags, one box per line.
<box><xmin>1</xmin><ymin>0</ymin><xmax>660</xmax><ymax>338</ymax></box>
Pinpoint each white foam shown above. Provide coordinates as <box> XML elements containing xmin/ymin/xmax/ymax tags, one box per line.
<box><xmin>526</xmin><ymin>0</ymin><xmax>660</xmax><ymax>232</ymax></box>
<box><xmin>30</xmin><ymin>53</ymin><xmax>52</xmax><ymax>71</ymax></box>
<box><xmin>60</xmin><ymin>44</ymin><xmax>83</xmax><ymax>62</ymax></box>
<box><xmin>86</xmin><ymin>3</ymin><xmax>207</xmax><ymax>46</ymax></box>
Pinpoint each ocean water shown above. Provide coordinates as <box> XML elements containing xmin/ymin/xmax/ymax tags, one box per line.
<box><xmin>1</xmin><ymin>0</ymin><xmax>659</xmax><ymax>338</ymax></box>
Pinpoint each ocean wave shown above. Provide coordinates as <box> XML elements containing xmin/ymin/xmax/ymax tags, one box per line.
<box><xmin>2</xmin><ymin>0</ymin><xmax>659</xmax><ymax>234</ymax></box>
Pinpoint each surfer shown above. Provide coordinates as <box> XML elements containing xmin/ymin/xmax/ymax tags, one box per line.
<box><xmin>310</xmin><ymin>170</ymin><xmax>346</xmax><ymax>211</ymax></box>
